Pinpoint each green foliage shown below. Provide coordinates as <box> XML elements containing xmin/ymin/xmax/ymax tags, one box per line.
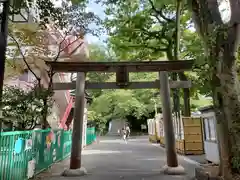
<box><xmin>70</xmin><ymin>0</ymin><xmax>88</xmax><ymax>5</ymax></box>
<box><xmin>180</xmin><ymin>29</ymin><xmax>212</xmax><ymax>96</ymax></box>
<box><xmin>87</xmin><ymin>33</ymin><xmax>210</xmax><ymax>130</ymax></box>
<box><xmin>102</xmin><ymin>0</ymin><xmax>195</xmax><ymax>61</ymax></box>
<box><xmin>101</xmin><ymin>0</ymin><xmax>212</xmax><ymax>115</ymax></box>
<box><xmin>11</xmin><ymin>0</ymin><xmax>66</xmax><ymax>27</ymax></box>
<box><xmin>231</xmin><ymin>157</ymin><xmax>240</xmax><ymax>172</ymax></box>
<box><xmin>87</xmin><ymin>110</ymin><xmax>106</xmax><ymax>133</ymax></box>
<box><xmin>2</xmin><ymin>86</ymin><xmax>53</xmax><ymax>130</ymax></box>
<box><xmin>86</xmin><ymin>44</ymin><xmax>116</xmax><ymax>97</ymax></box>
<box><xmin>104</xmin><ymin>0</ymin><xmax>169</xmax><ymax>61</ymax></box>
<box><xmin>90</xmin><ymin>90</ymin><xmax>154</xmax><ymax>120</ymax></box>
<box><xmin>64</xmin><ymin>3</ymin><xmax>102</xmax><ymax>35</ymax></box>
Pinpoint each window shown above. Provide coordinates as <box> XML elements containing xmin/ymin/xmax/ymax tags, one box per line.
<box><xmin>204</xmin><ymin>116</ymin><xmax>217</xmax><ymax>142</ymax></box>
<box><xmin>204</xmin><ymin>118</ymin><xmax>210</xmax><ymax>140</ymax></box>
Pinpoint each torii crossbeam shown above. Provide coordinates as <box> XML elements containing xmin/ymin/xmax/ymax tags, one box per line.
<box><xmin>46</xmin><ymin>60</ymin><xmax>193</xmax><ymax>72</ymax></box>
<box><xmin>48</xmin><ymin>60</ymin><xmax>193</xmax><ymax>90</ymax></box>
<box><xmin>45</xmin><ymin>60</ymin><xmax>194</xmax><ymax>176</ymax></box>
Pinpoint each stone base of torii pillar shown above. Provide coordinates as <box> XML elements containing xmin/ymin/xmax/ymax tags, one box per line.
<box><xmin>62</xmin><ymin>167</ymin><xmax>87</xmax><ymax>177</ymax></box>
<box><xmin>162</xmin><ymin>165</ymin><xmax>185</xmax><ymax>175</ymax></box>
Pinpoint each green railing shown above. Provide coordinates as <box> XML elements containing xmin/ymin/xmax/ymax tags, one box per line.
<box><xmin>0</xmin><ymin>127</ymin><xmax>96</xmax><ymax>180</ymax></box>
<box><xmin>86</xmin><ymin>127</ymin><xmax>96</xmax><ymax>145</ymax></box>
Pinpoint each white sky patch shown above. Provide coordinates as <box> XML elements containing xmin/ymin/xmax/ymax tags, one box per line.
<box><xmin>86</xmin><ymin>34</ymin><xmax>100</xmax><ymax>43</ymax></box>
<box><xmin>217</xmin><ymin>0</ymin><xmax>231</xmax><ymax>24</ymax></box>
<box><xmin>52</xmin><ymin>0</ymin><xmax>63</xmax><ymax>7</ymax></box>
<box><xmin>85</xmin><ymin>7</ymin><xmax>94</xmax><ymax>13</ymax></box>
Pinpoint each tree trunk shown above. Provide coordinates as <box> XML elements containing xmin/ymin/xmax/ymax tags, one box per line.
<box><xmin>211</xmin><ymin>65</ymin><xmax>231</xmax><ymax>178</ymax></box>
<box><xmin>178</xmin><ymin>72</ymin><xmax>191</xmax><ymax>116</ymax></box>
<box><xmin>188</xmin><ymin>0</ymin><xmax>240</xmax><ymax>177</ymax></box>
<box><xmin>217</xmin><ymin>24</ymin><xmax>240</xmax><ymax>177</ymax></box>
<box><xmin>217</xmin><ymin>52</ymin><xmax>240</xmax><ymax>175</ymax></box>
<box><xmin>207</xmin><ymin>25</ymin><xmax>240</xmax><ymax>178</ymax></box>
<box><xmin>41</xmin><ymin>96</ymin><xmax>50</xmax><ymax>129</ymax></box>
<box><xmin>183</xmin><ymin>89</ymin><xmax>190</xmax><ymax>116</ymax></box>
<box><xmin>171</xmin><ymin>72</ymin><xmax>180</xmax><ymax>138</ymax></box>
<box><xmin>41</xmin><ymin>72</ymin><xmax>53</xmax><ymax>129</ymax></box>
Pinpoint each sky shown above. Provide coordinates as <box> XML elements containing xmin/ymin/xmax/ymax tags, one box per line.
<box><xmin>85</xmin><ymin>1</ymin><xmax>107</xmax><ymax>44</ymax></box>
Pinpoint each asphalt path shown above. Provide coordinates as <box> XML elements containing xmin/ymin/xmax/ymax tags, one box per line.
<box><xmin>37</xmin><ymin>136</ymin><xmax>197</xmax><ymax>180</ymax></box>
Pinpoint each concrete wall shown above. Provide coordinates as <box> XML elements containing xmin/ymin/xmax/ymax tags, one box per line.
<box><xmin>47</xmin><ymin>102</ymin><xmax>61</xmax><ymax>129</ymax></box>
<box><xmin>201</xmin><ymin>110</ymin><xmax>220</xmax><ymax>164</ymax></box>
<box><xmin>204</xmin><ymin>141</ymin><xmax>220</xmax><ymax>164</ymax></box>
<box><xmin>108</xmin><ymin>119</ymin><xmax>126</xmax><ymax>135</ymax></box>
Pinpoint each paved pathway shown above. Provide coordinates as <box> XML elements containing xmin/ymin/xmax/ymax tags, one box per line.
<box><xmin>36</xmin><ymin>136</ymin><xmax>198</xmax><ymax>180</ymax></box>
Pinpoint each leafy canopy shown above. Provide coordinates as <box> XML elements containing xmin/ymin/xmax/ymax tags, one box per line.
<box><xmin>2</xmin><ymin>86</ymin><xmax>53</xmax><ymax>130</ymax></box>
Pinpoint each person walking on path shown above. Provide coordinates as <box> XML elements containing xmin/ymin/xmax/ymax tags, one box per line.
<box><xmin>125</xmin><ymin>124</ymin><xmax>130</xmax><ymax>139</ymax></box>
<box><xmin>121</xmin><ymin>128</ymin><xmax>127</xmax><ymax>143</ymax></box>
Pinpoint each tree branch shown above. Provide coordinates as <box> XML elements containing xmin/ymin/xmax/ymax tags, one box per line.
<box><xmin>174</xmin><ymin>0</ymin><xmax>181</xmax><ymax>61</ymax></box>
<box><xmin>53</xmin><ymin>28</ymin><xmax>72</xmax><ymax>62</ymax></box>
<box><xmin>148</xmin><ymin>0</ymin><xmax>163</xmax><ymax>23</ymax></box>
<box><xmin>140</xmin><ymin>28</ymin><xmax>165</xmax><ymax>40</ymax></box>
<box><xmin>148</xmin><ymin>0</ymin><xmax>174</xmax><ymax>23</ymax></box>
<box><xmin>46</xmin><ymin>27</ymin><xmax>74</xmax><ymax>86</ymax></box>
<box><xmin>46</xmin><ymin>28</ymin><xmax>85</xmax><ymax>91</ymax></box>
<box><xmin>139</xmin><ymin>24</ymin><xmax>173</xmax><ymax>48</ymax></box>
<box><xmin>8</xmin><ymin>32</ymin><xmax>41</xmax><ymax>85</ymax></box>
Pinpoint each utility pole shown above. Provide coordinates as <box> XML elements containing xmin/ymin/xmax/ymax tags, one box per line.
<box><xmin>0</xmin><ymin>0</ymin><xmax>10</xmax><ymax>131</ymax></box>
<box><xmin>159</xmin><ymin>71</ymin><xmax>179</xmax><ymax>167</ymax></box>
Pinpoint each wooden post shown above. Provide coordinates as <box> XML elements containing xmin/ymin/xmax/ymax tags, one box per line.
<box><xmin>159</xmin><ymin>71</ymin><xmax>178</xmax><ymax>167</ymax></box>
<box><xmin>70</xmin><ymin>72</ymin><xmax>85</xmax><ymax>169</ymax></box>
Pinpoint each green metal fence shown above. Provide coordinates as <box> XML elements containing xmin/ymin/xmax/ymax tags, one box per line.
<box><xmin>0</xmin><ymin>128</ymin><xmax>96</xmax><ymax>180</ymax></box>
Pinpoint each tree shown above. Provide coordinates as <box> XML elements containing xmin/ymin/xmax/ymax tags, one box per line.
<box><xmin>7</xmin><ymin>24</ymin><xmax>64</xmax><ymax>128</ymax></box>
<box><xmin>90</xmin><ymin>90</ymin><xmax>149</xmax><ymax>122</ymax></box>
<box><xmin>7</xmin><ymin>21</ymin><xmax>89</xmax><ymax>128</ymax></box>
<box><xmin>86</xmin><ymin>43</ymin><xmax>116</xmax><ymax>98</ymax></box>
<box><xmin>5</xmin><ymin>0</ymin><xmax>102</xmax><ymax>129</ymax></box>
<box><xmin>186</xmin><ymin>0</ymin><xmax>240</xmax><ymax>178</ymax></box>
<box><xmin>102</xmin><ymin>0</ymin><xmax>192</xmax><ymax>116</ymax></box>
<box><xmin>2</xmin><ymin>86</ymin><xmax>52</xmax><ymax>130</ymax></box>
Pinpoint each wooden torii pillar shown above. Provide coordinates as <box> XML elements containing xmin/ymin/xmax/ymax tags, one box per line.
<box><xmin>46</xmin><ymin>60</ymin><xmax>193</xmax><ymax>176</ymax></box>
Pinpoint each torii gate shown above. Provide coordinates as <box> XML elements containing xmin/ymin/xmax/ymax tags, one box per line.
<box><xmin>46</xmin><ymin>60</ymin><xmax>193</xmax><ymax>176</ymax></box>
